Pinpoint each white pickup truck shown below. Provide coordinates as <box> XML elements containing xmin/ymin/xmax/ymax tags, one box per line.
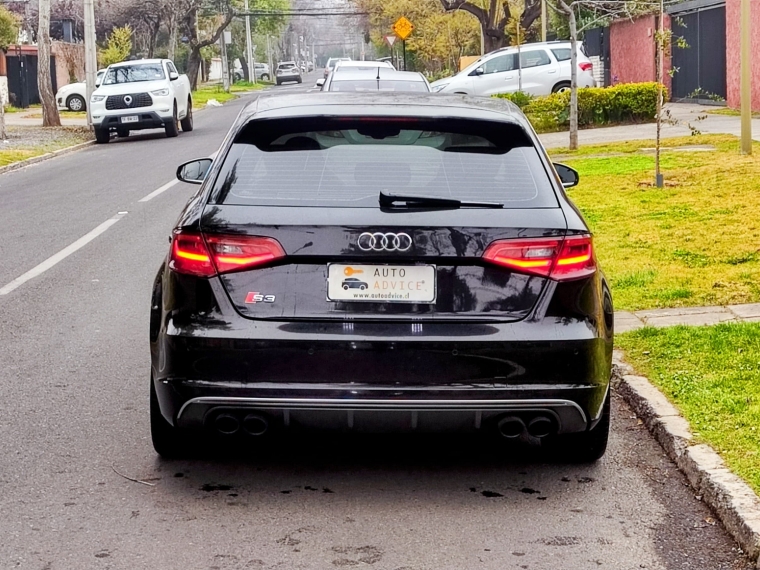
<box><xmin>90</xmin><ymin>58</ymin><xmax>193</xmax><ymax>144</ymax></box>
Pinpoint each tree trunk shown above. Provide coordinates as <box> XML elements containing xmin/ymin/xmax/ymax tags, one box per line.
<box><xmin>0</xmin><ymin>95</ymin><xmax>6</xmax><ymax>141</ymax></box>
<box><xmin>168</xmin><ymin>15</ymin><xmax>177</xmax><ymax>62</ymax></box>
<box><xmin>240</xmin><ymin>56</ymin><xmax>250</xmax><ymax>82</ymax></box>
<box><xmin>558</xmin><ymin>0</ymin><xmax>578</xmax><ymax>150</ymax></box>
<box><xmin>38</xmin><ymin>0</ymin><xmax>61</xmax><ymax>127</ymax></box>
<box><xmin>187</xmin><ymin>47</ymin><xmax>202</xmax><ymax>90</ymax></box>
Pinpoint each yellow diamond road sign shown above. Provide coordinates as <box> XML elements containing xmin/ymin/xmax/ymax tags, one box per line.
<box><xmin>392</xmin><ymin>17</ymin><xmax>414</xmax><ymax>41</ymax></box>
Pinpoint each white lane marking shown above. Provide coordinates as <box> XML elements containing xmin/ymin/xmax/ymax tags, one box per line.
<box><xmin>138</xmin><ymin>179</ymin><xmax>178</xmax><ymax>202</ymax></box>
<box><xmin>0</xmin><ymin>212</ymin><xmax>127</xmax><ymax>296</ymax></box>
<box><xmin>139</xmin><ymin>150</ymin><xmax>219</xmax><ymax>203</ymax></box>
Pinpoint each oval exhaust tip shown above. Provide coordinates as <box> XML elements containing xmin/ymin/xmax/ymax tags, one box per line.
<box><xmin>527</xmin><ymin>416</ymin><xmax>554</xmax><ymax>439</ymax></box>
<box><xmin>497</xmin><ymin>416</ymin><xmax>526</xmax><ymax>439</ymax></box>
<box><xmin>215</xmin><ymin>413</ymin><xmax>240</xmax><ymax>436</ymax></box>
<box><xmin>242</xmin><ymin>414</ymin><xmax>269</xmax><ymax>437</ymax></box>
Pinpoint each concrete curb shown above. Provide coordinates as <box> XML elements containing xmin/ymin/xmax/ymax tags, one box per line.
<box><xmin>613</xmin><ymin>349</ymin><xmax>760</xmax><ymax>567</ymax></box>
<box><xmin>0</xmin><ymin>139</ymin><xmax>95</xmax><ymax>176</ymax></box>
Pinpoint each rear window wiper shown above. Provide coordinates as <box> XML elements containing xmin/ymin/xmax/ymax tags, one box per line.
<box><xmin>379</xmin><ymin>191</ymin><xmax>504</xmax><ymax>209</ymax></box>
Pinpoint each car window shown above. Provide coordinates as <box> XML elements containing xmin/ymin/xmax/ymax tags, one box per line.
<box><xmin>482</xmin><ymin>54</ymin><xmax>516</xmax><ymax>74</ymax></box>
<box><xmin>519</xmin><ymin>50</ymin><xmax>552</xmax><ymax>68</ymax></box>
<box><xmin>167</xmin><ymin>61</ymin><xmax>178</xmax><ymax>74</ymax></box>
<box><xmin>103</xmin><ymin>63</ymin><xmax>166</xmax><ymax>84</ymax></box>
<box><xmin>330</xmin><ymin>80</ymin><xmax>429</xmax><ymax>92</ymax></box>
<box><xmin>550</xmin><ymin>48</ymin><xmax>571</xmax><ymax>62</ymax></box>
<box><xmin>210</xmin><ymin>118</ymin><xmax>557</xmax><ymax>209</ymax></box>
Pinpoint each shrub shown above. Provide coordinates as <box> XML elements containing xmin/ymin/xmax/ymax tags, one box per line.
<box><xmin>495</xmin><ymin>82</ymin><xmax>664</xmax><ymax>133</ymax></box>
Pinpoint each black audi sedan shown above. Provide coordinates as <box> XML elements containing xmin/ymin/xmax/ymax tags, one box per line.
<box><xmin>150</xmin><ymin>93</ymin><xmax>613</xmax><ymax>460</ymax></box>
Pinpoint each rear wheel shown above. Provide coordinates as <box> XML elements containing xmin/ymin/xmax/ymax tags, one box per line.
<box><xmin>150</xmin><ymin>375</ymin><xmax>190</xmax><ymax>458</ymax></box>
<box><xmin>66</xmin><ymin>94</ymin><xmax>86</xmax><ymax>112</ymax></box>
<box><xmin>552</xmin><ymin>81</ymin><xmax>571</xmax><ymax>94</ymax></box>
<box><xmin>180</xmin><ymin>99</ymin><xmax>193</xmax><ymax>132</ymax></box>
<box><xmin>165</xmin><ymin>103</ymin><xmax>179</xmax><ymax>138</ymax></box>
<box><xmin>94</xmin><ymin>127</ymin><xmax>110</xmax><ymax>144</ymax></box>
<box><xmin>547</xmin><ymin>389</ymin><xmax>610</xmax><ymax>462</ymax></box>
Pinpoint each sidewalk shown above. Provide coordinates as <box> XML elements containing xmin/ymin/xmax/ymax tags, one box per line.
<box><xmin>540</xmin><ymin>102</ymin><xmax>760</xmax><ymax>148</ymax></box>
<box><xmin>616</xmin><ymin>303</ymin><xmax>760</xmax><ymax>333</ymax></box>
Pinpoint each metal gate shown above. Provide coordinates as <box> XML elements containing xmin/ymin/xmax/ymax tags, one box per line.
<box><xmin>583</xmin><ymin>27</ymin><xmax>610</xmax><ymax>87</ymax></box>
<box><xmin>669</xmin><ymin>0</ymin><xmax>726</xmax><ymax>101</ymax></box>
<box><xmin>5</xmin><ymin>53</ymin><xmax>58</xmax><ymax>108</ymax></box>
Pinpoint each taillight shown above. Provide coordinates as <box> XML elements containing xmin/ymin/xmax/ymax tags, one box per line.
<box><xmin>170</xmin><ymin>232</ymin><xmax>285</xmax><ymax>277</ymax></box>
<box><xmin>579</xmin><ymin>62</ymin><xmax>593</xmax><ymax>72</ymax></box>
<box><xmin>482</xmin><ymin>235</ymin><xmax>595</xmax><ymax>281</ymax></box>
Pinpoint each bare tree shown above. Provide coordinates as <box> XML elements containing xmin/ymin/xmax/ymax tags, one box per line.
<box><xmin>549</xmin><ymin>0</ymin><xmax>660</xmax><ymax>149</ymax></box>
<box><xmin>439</xmin><ymin>0</ymin><xmax>542</xmax><ymax>53</ymax></box>
<box><xmin>38</xmin><ymin>0</ymin><xmax>61</xmax><ymax>127</ymax></box>
<box><xmin>179</xmin><ymin>0</ymin><xmax>236</xmax><ymax>89</ymax></box>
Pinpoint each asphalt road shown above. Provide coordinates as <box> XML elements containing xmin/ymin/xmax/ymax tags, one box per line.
<box><xmin>0</xmin><ymin>76</ymin><xmax>752</xmax><ymax>570</ymax></box>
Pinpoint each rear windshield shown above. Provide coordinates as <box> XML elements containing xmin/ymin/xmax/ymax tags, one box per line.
<box><xmin>329</xmin><ymin>80</ymin><xmax>428</xmax><ymax>92</ymax></box>
<box><xmin>209</xmin><ymin>118</ymin><xmax>558</xmax><ymax>209</ymax></box>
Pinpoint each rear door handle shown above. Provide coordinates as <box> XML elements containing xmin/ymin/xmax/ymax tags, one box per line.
<box><xmin>548</xmin><ymin>69</ymin><xmax>557</xmax><ymax>74</ymax></box>
<box><xmin>505</xmin><ymin>75</ymin><xmax>514</xmax><ymax>80</ymax></box>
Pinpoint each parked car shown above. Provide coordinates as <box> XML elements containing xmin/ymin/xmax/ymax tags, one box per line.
<box><xmin>254</xmin><ymin>62</ymin><xmax>271</xmax><ymax>82</ymax></box>
<box><xmin>333</xmin><ymin>60</ymin><xmax>395</xmax><ymax>72</ymax></box>
<box><xmin>323</xmin><ymin>57</ymin><xmax>351</xmax><ymax>79</ymax></box>
<box><xmin>276</xmin><ymin>61</ymin><xmax>302</xmax><ymax>85</ymax></box>
<box><xmin>319</xmin><ymin>68</ymin><xmax>430</xmax><ymax>92</ymax></box>
<box><xmin>55</xmin><ymin>70</ymin><xmax>106</xmax><ymax>112</ymax></box>
<box><xmin>89</xmin><ymin>58</ymin><xmax>192</xmax><ymax>143</ymax></box>
<box><xmin>430</xmin><ymin>41</ymin><xmax>596</xmax><ymax>97</ymax></box>
<box><xmin>151</xmin><ymin>93</ymin><xmax>613</xmax><ymax>461</ymax></box>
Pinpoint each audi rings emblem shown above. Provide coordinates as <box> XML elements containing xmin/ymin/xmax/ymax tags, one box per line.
<box><xmin>357</xmin><ymin>232</ymin><xmax>413</xmax><ymax>252</ymax></box>
<box><xmin>124</xmin><ymin>95</ymin><xmax>133</xmax><ymax>106</ymax></box>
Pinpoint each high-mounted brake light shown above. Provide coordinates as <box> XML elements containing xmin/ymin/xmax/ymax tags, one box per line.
<box><xmin>579</xmin><ymin>62</ymin><xmax>593</xmax><ymax>72</ymax></box>
<box><xmin>170</xmin><ymin>232</ymin><xmax>286</xmax><ymax>277</ymax></box>
<box><xmin>482</xmin><ymin>235</ymin><xmax>595</xmax><ymax>281</ymax></box>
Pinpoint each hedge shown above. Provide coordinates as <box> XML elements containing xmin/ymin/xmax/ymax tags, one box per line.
<box><xmin>496</xmin><ymin>82</ymin><xmax>664</xmax><ymax>133</ymax></box>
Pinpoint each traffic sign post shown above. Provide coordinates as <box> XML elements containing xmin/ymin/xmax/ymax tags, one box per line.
<box><xmin>392</xmin><ymin>17</ymin><xmax>414</xmax><ymax>71</ymax></box>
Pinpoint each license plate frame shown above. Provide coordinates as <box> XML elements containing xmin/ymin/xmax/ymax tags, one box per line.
<box><xmin>327</xmin><ymin>264</ymin><xmax>436</xmax><ymax>304</ymax></box>
<box><xmin>121</xmin><ymin>115</ymin><xmax>139</xmax><ymax>124</ymax></box>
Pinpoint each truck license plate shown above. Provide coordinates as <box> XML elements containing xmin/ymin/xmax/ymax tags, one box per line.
<box><xmin>121</xmin><ymin>116</ymin><xmax>138</xmax><ymax>123</ymax></box>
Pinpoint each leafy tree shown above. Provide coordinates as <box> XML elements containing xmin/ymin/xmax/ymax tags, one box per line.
<box><xmin>0</xmin><ymin>6</ymin><xmax>19</xmax><ymax>140</ymax></box>
<box><xmin>99</xmin><ymin>25</ymin><xmax>133</xmax><ymax>67</ymax></box>
<box><xmin>438</xmin><ymin>0</ymin><xmax>542</xmax><ymax>52</ymax></box>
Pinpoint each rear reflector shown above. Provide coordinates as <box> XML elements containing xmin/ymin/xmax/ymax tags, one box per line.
<box><xmin>579</xmin><ymin>62</ymin><xmax>593</xmax><ymax>72</ymax></box>
<box><xmin>482</xmin><ymin>235</ymin><xmax>595</xmax><ymax>281</ymax></box>
<box><xmin>170</xmin><ymin>232</ymin><xmax>285</xmax><ymax>277</ymax></box>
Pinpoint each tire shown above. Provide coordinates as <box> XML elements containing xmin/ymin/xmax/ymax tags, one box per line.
<box><xmin>116</xmin><ymin>128</ymin><xmax>129</xmax><ymax>138</ymax></box>
<box><xmin>552</xmin><ymin>81</ymin><xmax>571</xmax><ymax>94</ymax></box>
<box><xmin>297</xmin><ymin>78</ymin><xmax>302</xmax><ymax>84</ymax></box>
<box><xmin>180</xmin><ymin>99</ymin><xmax>193</xmax><ymax>132</ymax></box>
<box><xmin>165</xmin><ymin>103</ymin><xmax>179</xmax><ymax>138</ymax></box>
<box><xmin>66</xmin><ymin>94</ymin><xmax>86</xmax><ymax>112</ymax></box>
<box><xmin>547</xmin><ymin>389</ymin><xmax>610</xmax><ymax>462</ymax></box>
<box><xmin>276</xmin><ymin>80</ymin><xmax>281</xmax><ymax>86</ymax></box>
<box><xmin>360</xmin><ymin>285</ymin><xmax>367</xmax><ymax>290</ymax></box>
<box><xmin>94</xmin><ymin>127</ymin><xmax>110</xmax><ymax>144</ymax></box>
<box><xmin>343</xmin><ymin>285</ymin><xmax>349</xmax><ymax>290</ymax></box>
<box><xmin>262</xmin><ymin>74</ymin><xmax>270</xmax><ymax>81</ymax></box>
<box><xmin>150</xmin><ymin>375</ymin><xmax>190</xmax><ymax>458</ymax></box>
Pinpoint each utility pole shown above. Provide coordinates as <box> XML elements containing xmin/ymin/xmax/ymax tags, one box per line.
<box><xmin>244</xmin><ymin>0</ymin><xmax>255</xmax><ymax>83</ymax></box>
<box><xmin>220</xmin><ymin>32</ymin><xmax>230</xmax><ymax>92</ymax></box>
<box><xmin>267</xmin><ymin>35</ymin><xmax>273</xmax><ymax>77</ymax></box>
<box><xmin>83</xmin><ymin>0</ymin><xmax>97</xmax><ymax>128</ymax></box>
<box><xmin>541</xmin><ymin>0</ymin><xmax>547</xmax><ymax>42</ymax></box>
<box><xmin>740</xmin><ymin>0</ymin><xmax>752</xmax><ymax>155</ymax></box>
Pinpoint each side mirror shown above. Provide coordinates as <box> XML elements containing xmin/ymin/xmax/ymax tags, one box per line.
<box><xmin>169</xmin><ymin>71</ymin><xmax>179</xmax><ymax>81</ymax></box>
<box><xmin>470</xmin><ymin>66</ymin><xmax>485</xmax><ymax>76</ymax></box>
<box><xmin>95</xmin><ymin>79</ymin><xmax>102</xmax><ymax>87</ymax></box>
<box><xmin>177</xmin><ymin>158</ymin><xmax>213</xmax><ymax>184</ymax></box>
<box><xmin>554</xmin><ymin>163</ymin><xmax>579</xmax><ymax>188</ymax></box>
<box><xmin>316</xmin><ymin>78</ymin><xmax>325</xmax><ymax>87</ymax></box>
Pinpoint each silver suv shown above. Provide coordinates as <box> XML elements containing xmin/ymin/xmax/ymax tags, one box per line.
<box><xmin>430</xmin><ymin>41</ymin><xmax>596</xmax><ymax>97</ymax></box>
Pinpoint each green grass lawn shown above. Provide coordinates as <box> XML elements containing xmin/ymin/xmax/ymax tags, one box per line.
<box><xmin>194</xmin><ymin>81</ymin><xmax>265</xmax><ymax>108</ymax></box>
<box><xmin>618</xmin><ymin>324</ymin><xmax>760</xmax><ymax>494</ymax></box>
<box><xmin>552</xmin><ymin>134</ymin><xmax>760</xmax><ymax>311</ymax></box>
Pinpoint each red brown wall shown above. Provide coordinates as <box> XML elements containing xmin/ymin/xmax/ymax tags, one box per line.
<box><xmin>609</xmin><ymin>15</ymin><xmax>672</xmax><ymax>94</ymax></box>
<box><xmin>726</xmin><ymin>0</ymin><xmax>760</xmax><ymax>111</ymax></box>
